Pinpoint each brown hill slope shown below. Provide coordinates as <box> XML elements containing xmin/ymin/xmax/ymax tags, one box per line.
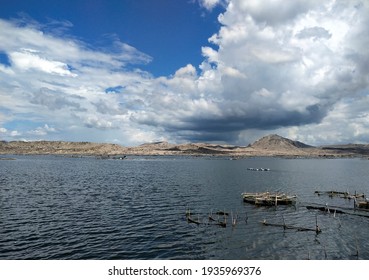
<box><xmin>250</xmin><ymin>134</ymin><xmax>313</xmax><ymax>151</ymax></box>
<box><xmin>0</xmin><ymin>141</ymin><xmax>127</xmax><ymax>155</ymax></box>
<box><xmin>1</xmin><ymin>135</ymin><xmax>368</xmax><ymax>157</ymax></box>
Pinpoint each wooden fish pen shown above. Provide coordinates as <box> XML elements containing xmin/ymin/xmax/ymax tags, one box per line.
<box><xmin>187</xmin><ymin>209</ymin><xmax>229</xmax><ymax>227</ymax></box>
<box><xmin>314</xmin><ymin>190</ymin><xmax>365</xmax><ymax>199</ymax></box>
<box><xmin>261</xmin><ymin>218</ymin><xmax>321</xmax><ymax>234</ymax></box>
<box><xmin>242</xmin><ymin>192</ymin><xmax>297</xmax><ymax>206</ymax></box>
<box><xmin>185</xmin><ymin>209</ymin><xmax>201</xmax><ymax>225</ymax></box>
<box><xmin>306</xmin><ymin>203</ymin><xmax>369</xmax><ymax>218</ymax></box>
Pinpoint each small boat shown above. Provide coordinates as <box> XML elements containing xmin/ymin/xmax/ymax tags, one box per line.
<box><xmin>247</xmin><ymin>168</ymin><xmax>270</xmax><ymax>171</ymax></box>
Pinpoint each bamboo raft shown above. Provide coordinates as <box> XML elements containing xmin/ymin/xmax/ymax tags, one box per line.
<box><xmin>242</xmin><ymin>192</ymin><xmax>297</xmax><ymax>206</ymax></box>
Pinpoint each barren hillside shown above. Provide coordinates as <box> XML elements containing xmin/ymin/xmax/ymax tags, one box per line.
<box><xmin>250</xmin><ymin>134</ymin><xmax>313</xmax><ymax>150</ymax></box>
<box><xmin>1</xmin><ymin>135</ymin><xmax>369</xmax><ymax>158</ymax></box>
<box><xmin>0</xmin><ymin>141</ymin><xmax>127</xmax><ymax>155</ymax></box>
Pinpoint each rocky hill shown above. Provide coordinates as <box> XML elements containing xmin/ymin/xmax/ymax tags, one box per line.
<box><xmin>250</xmin><ymin>134</ymin><xmax>313</xmax><ymax>150</ymax></box>
<box><xmin>0</xmin><ymin>141</ymin><xmax>126</xmax><ymax>155</ymax></box>
<box><xmin>1</xmin><ymin>135</ymin><xmax>369</xmax><ymax>158</ymax></box>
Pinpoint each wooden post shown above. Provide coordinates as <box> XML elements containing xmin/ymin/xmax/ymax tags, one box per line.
<box><xmin>315</xmin><ymin>215</ymin><xmax>321</xmax><ymax>234</ymax></box>
<box><xmin>354</xmin><ymin>197</ymin><xmax>357</xmax><ymax>210</ymax></box>
<box><xmin>355</xmin><ymin>234</ymin><xmax>359</xmax><ymax>259</ymax></box>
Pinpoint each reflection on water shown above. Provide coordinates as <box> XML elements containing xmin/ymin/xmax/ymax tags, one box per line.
<box><xmin>0</xmin><ymin>155</ymin><xmax>368</xmax><ymax>259</ymax></box>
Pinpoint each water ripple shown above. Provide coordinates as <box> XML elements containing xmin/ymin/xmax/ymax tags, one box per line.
<box><xmin>1</xmin><ymin>156</ymin><xmax>369</xmax><ymax>259</ymax></box>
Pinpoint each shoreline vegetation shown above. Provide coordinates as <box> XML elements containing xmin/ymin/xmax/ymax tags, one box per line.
<box><xmin>1</xmin><ymin>134</ymin><xmax>369</xmax><ymax>159</ymax></box>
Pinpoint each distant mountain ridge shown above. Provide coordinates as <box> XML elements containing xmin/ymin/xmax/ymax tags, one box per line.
<box><xmin>1</xmin><ymin>134</ymin><xmax>369</xmax><ymax>158</ymax></box>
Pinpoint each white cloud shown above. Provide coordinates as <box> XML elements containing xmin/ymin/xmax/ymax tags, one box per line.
<box><xmin>1</xmin><ymin>1</ymin><xmax>369</xmax><ymax>146</ymax></box>
<box><xmin>190</xmin><ymin>0</ymin><xmax>369</xmax><ymax>144</ymax></box>
<box><xmin>9</xmin><ymin>49</ymin><xmax>77</xmax><ymax>77</ymax></box>
<box><xmin>9</xmin><ymin>130</ymin><xmax>21</xmax><ymax>137</ymax></box>
<box><xmin>84</xmin><ymin>116</ymin><xmax>116</xmax><ymax>130</ymax></box>
<box><xmin>28</xmin><ymin>124</ymin><xmax>57</xmax><ymax>136</ymax></box>
<box><xmin>0</xmin><ymin>17</ymin><xmax>158</xmax><ymax>143</ymax></box>
<box><xmin>199</xmin><ymin>0</ymin><xmax>225</xmax><ymax>11</ymax></box>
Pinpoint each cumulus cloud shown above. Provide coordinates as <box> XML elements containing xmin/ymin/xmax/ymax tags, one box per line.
<box><xmin>84</xmin><ymin>116</ymin><xmax>116</xmax><ymax>130</ymax></box>
<box><xmin>28</xmin><ymin>124</ymin><xmax>57</xmax><ymax>136</ymax></box>
<box><xmin>1</xmin><ymin>1</ymin><xmax>369</xmax><ymax>145</ymax></box>
<box><xmin>0</xmin><ymin>127</ymin><xmax>22</xmax><ymax>138</ymax></box>
<box><xmin>173</xmin><ymin>0</ymin><xmax>369</xmax><ymax>144</ymax></box>
<box><xmin>0</xmin><ymin>16</ymin><xmax>159</xmax><ymax>144</ymax></box>
<box><xmin>29</xmin><ymin>88</ymin><xmax>83</xmax><ymax>111</ymax></box>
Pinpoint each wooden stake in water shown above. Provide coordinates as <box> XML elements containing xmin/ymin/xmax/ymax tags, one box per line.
<box><xmin>354</xmin><ymin>197</ymin><xmax>357</xmax><ymax>210</ymax></box>
<box><xmin>325</xmin><ymin>203</ymin><xmax>330</xmax><ymax>214</ymax></box>
<box><xmin>355</xmin><ymin>234</ymin><xmax>359</xmax><ymax>259</ymax></box>
<box><xmin>232</xmin><ymin>212</ymin><xmax>237</xmax><ymax>227</ymax></box>
<box><xmin>185</xmin><ymin>207</ymin><xmax>191</xmax><ymax>219</ymax></box>
<box><xmin>315</xmin><ymin>215</ymin><xmax>321</xmax><ymax>234</ymax></box>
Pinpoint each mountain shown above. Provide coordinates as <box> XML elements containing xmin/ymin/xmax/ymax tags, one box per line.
<box><xmin>1</xmin><ymin>134</ymin><xmax>368</xmax><ymax>158</ymax></box>
<box><xmin>131</xmin><ymin>142</ymin><xmax>241</xmax><ymax>155</ymax></box>
<box><xmin>250</xmin><ymin>134</ymin><xmax>313</xmax><ymax>151</ymax></box>
<box><xmin>0</xmin><ymin>140</ymin><xmax>127</xmax><ymax>155</ymax></box>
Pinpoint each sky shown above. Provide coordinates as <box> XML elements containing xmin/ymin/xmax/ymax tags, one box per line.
<box><xmin>1</xmin><ymin>0</ymin><xmax>369</xmax><ymax>146</ymax></box>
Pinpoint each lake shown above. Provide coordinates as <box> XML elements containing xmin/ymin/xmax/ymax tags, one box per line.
<box><xmin>1</xmin><ymin>155</ymin><xmax>368</xmax><ymax>259</ymax></box>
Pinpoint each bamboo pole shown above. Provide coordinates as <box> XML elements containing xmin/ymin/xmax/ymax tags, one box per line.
<box><xmin>354</xmin><ymin>234</ymin><xmax>359</xmax><ymax>259</ymax></box>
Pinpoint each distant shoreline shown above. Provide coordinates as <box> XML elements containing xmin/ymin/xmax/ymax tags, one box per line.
<box><xmin>1</xmin><ymin>134</ymin><xmax>369</xmax><ymax>159</ymax></box>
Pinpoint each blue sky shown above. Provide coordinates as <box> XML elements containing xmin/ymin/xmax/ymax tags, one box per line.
<box><xmin>0</xmin><ymin>0</ymin><xmax>223</xmax><ymax>76</ymax></box>
<box><xmin>1</xmin><ymin>0</ymin><xmax>369</xmax><ymax>146</ymax></box>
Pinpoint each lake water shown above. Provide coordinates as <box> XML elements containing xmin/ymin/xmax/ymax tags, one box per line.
<box><xmin>1</xmin><ymin>155</ymin><xmax>368</xmax><ymax>260</ymax></box>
